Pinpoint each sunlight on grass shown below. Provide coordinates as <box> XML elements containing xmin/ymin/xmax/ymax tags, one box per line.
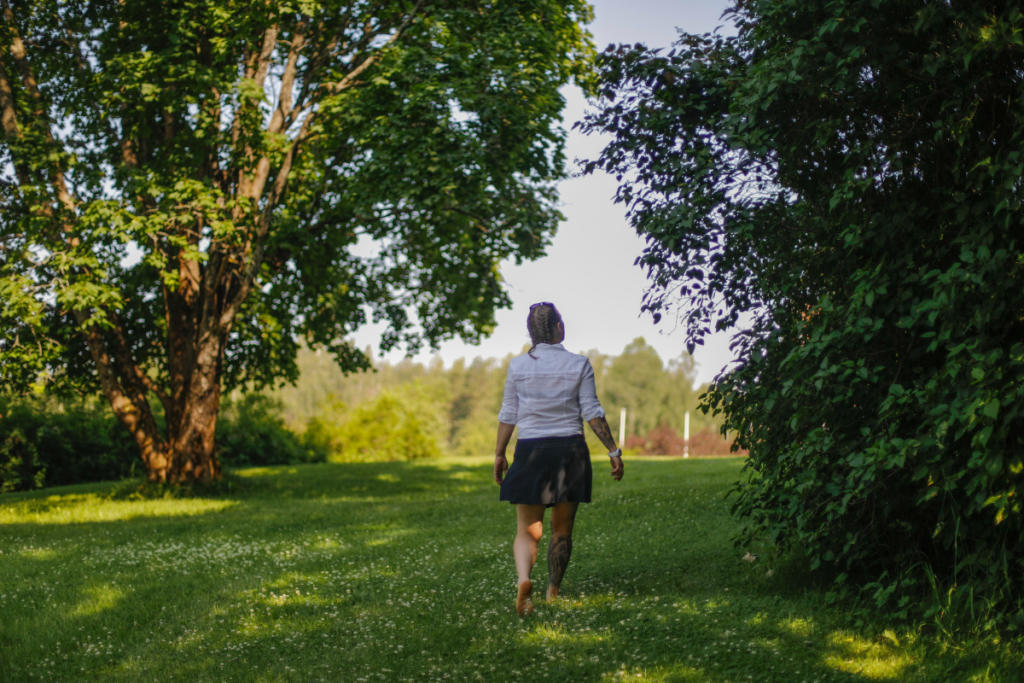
<box><xmin>824</xmin><ymin>631</ymin><xmax>917</xmax><ymax>680</ymax></box>
<box><xmin>779</xmin><ymin>615</ymin><xmax>815</xmax><ymax>637</ymax></box>
<box><xmin>71</xmin><ymin>584</ymin><xmax>124</xmax><ymax>617</ymax></box>
<box><xmin>233</xmin><ymin>466</ymin><xmax>299</xmax><ymax>477</ymax></box>
<box><xmin>745</xmin><ymin>611</ymin><xmax>769</xmax><ymax>626</ymax></box>
<box><xmin>311</xmin><ymin>536</ymin><xmax>348</xmax><ymax>551</ymax></box>
<box><xmin>600</xmin><ymin>663</ymin><xmax>704</xmax><ymax>682</ymax></box>
<box><xmin>366</xmin><ymin>535</ymin><xmax>404</xmax><ymax>547</ymax></box>
<box><xmin>0</xmin><ymin>494</ymin><xmax>237</xmax><ymax>524</ymax></box>
<box><xmin>524</xmin><ymin>623</ymin><xmax>604</xmax><ymax>646</ymax></box>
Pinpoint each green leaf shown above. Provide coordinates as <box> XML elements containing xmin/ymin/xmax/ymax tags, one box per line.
<box><xmin>982</xmin><ymin>399</ymin><xmax>1001</xmax><ymax>419</ymax></box>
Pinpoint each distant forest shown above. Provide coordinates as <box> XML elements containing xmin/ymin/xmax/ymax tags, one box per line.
<box><xmin>0</xmin><ymin>337</ymin><xmax>741</xmax><ymax>492</ymax></box>
<box><xmin>253</xmin><ymin>337</ymin><xmax>736</xmax><ymax>458</ymax></box>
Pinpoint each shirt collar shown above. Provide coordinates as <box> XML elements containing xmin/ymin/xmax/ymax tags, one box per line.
<box><xmin>534</xmin><ymin>342</ymin><xmax>566</xmax><ymax>352</ymax></box>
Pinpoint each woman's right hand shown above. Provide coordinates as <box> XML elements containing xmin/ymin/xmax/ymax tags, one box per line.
<box><xmin>494</xmin><ymin>455</ymin><xmax>509</xmax><ymax>484</ymax></box>
<box><xmin>493</xmin><ymin>422</ymin><xmax>515</xmax><ymax>484</ymax></box>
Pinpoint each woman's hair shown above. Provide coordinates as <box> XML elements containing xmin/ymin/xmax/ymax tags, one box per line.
<box><xmin>526</xmin><ymin>302</ymin><xmax>562</xmax><ymax>359</ymax></box>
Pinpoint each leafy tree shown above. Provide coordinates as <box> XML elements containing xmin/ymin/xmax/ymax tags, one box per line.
<box><xmin>216</xmin><ymin>393</ymin><xmax>322</xmax><ymax>467</ymax></box>
<box><xmin>305</xmin><ymin>379</ymin><xmax>449</xmax><ymax>462</ymax></box>
<box><xmin>597</xmin><ymin>337</ymin><xmax>703</xmax><ymax>438</ymax></box>
<box><xmin>0</xmin><ymin>0</ymin><xmax>595</xmax><ymax>482</ymax></box>
<box><xmin>601</xmin><ymin>337</ymin><xmax>668</xmax><ymax>438</ymax></box>
<box><xmin>582</xmin><ymin>1</ymin><xmax>1024</xmax><ymax>620</ymax></box>
<box><xmin>445</xmin><ymin>354</ymin><xmax>513</xmax><ymax>456</ymax></box>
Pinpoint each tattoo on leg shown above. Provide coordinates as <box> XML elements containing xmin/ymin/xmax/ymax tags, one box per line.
<box><xmin>547</xmin><ymin>535</ymin><xmax>573</xmax><ymax>589</ymax></box>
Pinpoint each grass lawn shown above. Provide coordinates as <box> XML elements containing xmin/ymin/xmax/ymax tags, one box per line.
<box><xmin>0</xmin><ymin>457</ymin><xmax>1019</xmax><ymax>682</ymax></box>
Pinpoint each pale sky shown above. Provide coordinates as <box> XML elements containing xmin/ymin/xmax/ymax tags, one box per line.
<box><xmin>354</xmin><ymin>0</ymin><xmax>739</xmax><ymax>387</ymax></box>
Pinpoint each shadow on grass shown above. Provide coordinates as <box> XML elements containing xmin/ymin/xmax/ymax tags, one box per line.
<box><xmin>0</xmin><ymin>461</ymin><xmax>494</xmax><ymax>529</ymax></box>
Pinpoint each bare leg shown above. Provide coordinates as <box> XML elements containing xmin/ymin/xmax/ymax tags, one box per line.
<box><xmin>514</xmin><ymin>504</ymin><xmax>545</xmax><ymax>614</ymax></box>
<box><xmin>546</xmin><ymin>502</ymin><xmax>579</xmax><ymax>600</ymax></box>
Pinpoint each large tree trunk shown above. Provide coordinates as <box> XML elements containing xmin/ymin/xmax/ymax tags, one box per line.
<box><xmin>77</xmin><ymin>269</ymin><xmax>230</xmax><ymax>484</ymax></box>
<box><xmin>151</xmin><ymin>246</ymin><xmax>227</xmax><ymax>484</ymax></box>
<box><xmin>161</xmin><ymin>331</ymin><xmax>226</xmax><ymax>483</ymax></box>
<box><xmin>160</xmin><ymin>398</ymin><xmax>223</xmax><ymax>484</ymax></box>
<box><xmin>86</xmin><ymin>324</ymin><xmax>226</xmax><ymax>484</ymax></box>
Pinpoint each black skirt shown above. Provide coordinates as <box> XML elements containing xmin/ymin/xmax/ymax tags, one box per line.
<box><xmin>500</xmin><ymin>435</ymin><xmax>592</xmax><ymax>507</ymax></box>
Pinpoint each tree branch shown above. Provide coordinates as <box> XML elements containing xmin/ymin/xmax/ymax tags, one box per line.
<box><xmin>253</xmin><ymin>24</ymin><xmax>279</xmax><ymax>89</ymax></box>
<box><xmin>268</xmin><ymin>21</ymin><xmax>307</xmax><ymax>135</ymax></box>
<box><xmin>74</xmin><ymin>310</ymin><xmax>167</xmax><ymax>469</ymax></box>
<box><xmin>235</xmin><ymin>23</ymin><xmax>281</xmax><ymax>204</ymax></box>
<box><xmin>0</xmin><ymin>60</ymin><xmax>31</xmax><ymax>186</ymax></box>
<box><xmin>326</xmin><ymin>0</ymin><xmax>427</xmax><ymax>96</ymax></box>
<box><xmin>1</xmin><ymin>0</ymin><xmax>76</xmax><ymax>214</ymax></box>
<box><xmin>108</xmin><ymin>308</ymin><xmax>173</xmax><ymax>419</ymax></box>
<box><xmin>220</xmin><ymin>112</ymin><xmax>316</xmax><ymax>328</ymax></box>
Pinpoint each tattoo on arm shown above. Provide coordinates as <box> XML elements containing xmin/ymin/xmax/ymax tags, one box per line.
<box><xmin>588</xmin><ymin>416</ymin><xmax>617</xmax><ymax>451</ymax></box>
<box><xmin>547</xmin><ymin>535</ymin><xmax>573</xmax><ymax>589</ymax></box>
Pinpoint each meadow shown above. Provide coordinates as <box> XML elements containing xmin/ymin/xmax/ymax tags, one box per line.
<box><xmin>0</xmin><ymin>457</ymin><xmax>1019</xmax><ymax>682</ymax></box>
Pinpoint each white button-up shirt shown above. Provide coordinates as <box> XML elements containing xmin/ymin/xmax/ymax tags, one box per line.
<box><xmin>498</xmin><ymin>343</ymin><xmax>606</xmax><ymax>439</ymax></box>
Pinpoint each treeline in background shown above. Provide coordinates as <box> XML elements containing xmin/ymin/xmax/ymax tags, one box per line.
<box><xmin>1</xmin><ymin>337</ymin><xmax>739</xmax><ymax>492</ymax></box>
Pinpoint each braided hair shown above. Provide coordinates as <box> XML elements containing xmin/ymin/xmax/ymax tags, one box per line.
<box><xmin>526</xmin><ymin>303</ymin><xmax>563</xmax><ymax>359</ymax></box>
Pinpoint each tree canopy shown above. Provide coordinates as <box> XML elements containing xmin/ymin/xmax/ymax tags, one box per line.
<box><xmin>582</xmin><ymin>0</ymin><xmax>1024</xmax><ymax>624</ymax></box>
<box><xmin>589</xmin><ymin>337</ymin><xmax>702</xmax><ymax>439</ymax></box>
<box><xmin>0</xmin><ymin>0</ymin><xmax>595</xmax><ymax>481</ymax></box>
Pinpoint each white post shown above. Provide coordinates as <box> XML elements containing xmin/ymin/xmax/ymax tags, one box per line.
<box><xmin>683</xmin><ymin>411</ymin><xmax>690</xmax><ymax>458</ymax></box>
<box><xmin>619</xmin><ymin>408</ymin><xmax>626</xmax><ymax>447</ymax></box>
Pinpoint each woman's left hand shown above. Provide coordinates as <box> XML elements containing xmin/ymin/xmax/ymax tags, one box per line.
<box><xmin>494</xmin><ymin>455</ymin><xmax>509</xmax><ymax>484</ymax></box>
<box><xmin>610</xmin><ymin>455</ymin><xmax>624</xmax><ymax>481</ymax></box>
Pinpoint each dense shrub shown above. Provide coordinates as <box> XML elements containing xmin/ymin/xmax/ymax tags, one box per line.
<box><xmin>688</xmin><ymin>429</ymin><xmax>744</xmax><ymax>457</ymax></box>
<box><xmin>0</xmin><ymin>393</ymin><xmax>329</xmax><ymax>492</ymax></box>
<box><xmin>624</xmin><ymin>424</ymin><xmax>743</xmax><ymax>456</ymax></box>
<box><xmin>216</xmin><ymin>394</ymin><xmax>327</xmax><ymax>467</ymax></box>
<box><xmin>0</xmin><ymin>396</ymin><xmax>138</xmax><ymax>492</ymax></box>
<box><xmin>0</xmin><ymin>428</ymin><xmax>46</xmax><ymax>493</ymax></box>
<box><xmin>583</xmin><ymin>0</ymin><xmax>1024</xmax><ymax>626</ymax></box>
<box><xmin>304</xmin><ymin>381</ymin><xmax>448</xmax><ymax>462</ymax></box>
<box><xmin>624</xmin><ymin>425</ymin><xmax>684</xmax><ymax>455</ymax></box>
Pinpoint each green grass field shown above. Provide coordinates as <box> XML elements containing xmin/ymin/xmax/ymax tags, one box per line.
<box><xmin>0</xmin><ymin>457</ymin><xmax>1019</xmax><ymax>682</ymax></box>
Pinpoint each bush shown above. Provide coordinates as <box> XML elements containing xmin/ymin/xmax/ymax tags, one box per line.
<box><xmin>624</xmin><ymin>424</ymin><xmax>745</xmax><ymax>456</ymax></box>
<box><xmin>689</xmin><ymin>429</ymin><xmax>746</xmax><ymax>457</ymax></box>
<box><xmin>0</xmin><ymin>427</ymin><xmax>46</xmax><ymax>493</ymax></box>
<box><xmin>305</xmin><ymin>381</ymin><xmax>448</xmax><ymax>462</ymax></box>
<box><xmin>583</xmin><ymin>0</ymin><xmax>1024</xmax><ymax>625</ymax></box>
<box><xmin>0</xmin><ymin>393</ymin><xmax>327</xmax><ymax>493</ymax></box>
<box><xmin>331</xmin><ymin>393</ymin><xmax>440</xmax><ymax>462</ymax></box>
<box><xmin>624</xmin><ymin>424</ymin><xmax>685</xmax><ymax>455</ymax></box>
<box><xmin>216</xmin><ymin>394</ymin><xmax>326</xmax><ymax>467</ymax></box>
<box><xmin>0</xmin><ymin>395</ymin><xmax>138</xmax><ymax>492</ymax></box>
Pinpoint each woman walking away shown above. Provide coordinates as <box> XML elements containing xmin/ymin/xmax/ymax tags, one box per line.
<box><xmin>494</xmin><ymin>302</ymin><xmax>624</xmax><ymax>616</ymax></box>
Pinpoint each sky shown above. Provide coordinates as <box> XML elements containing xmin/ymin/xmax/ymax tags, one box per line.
<box><xmin>352</xmin><ymin>0</ymin><xmax>738</xmax><ymax>387</ymax></box>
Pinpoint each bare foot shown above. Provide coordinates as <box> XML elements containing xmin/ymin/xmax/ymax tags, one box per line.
<box><xmin>516</xmin><ymin>580</ymin><xmax>534</xmax><ymax>616</ymax></box>
<box><xmin>546</xmin><ymin>584</ymin><xmax>559</xmax><ymax>601</ymax></box>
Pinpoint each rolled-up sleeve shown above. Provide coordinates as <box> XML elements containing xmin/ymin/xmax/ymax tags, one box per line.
<box><xmin>578</xmin><ymin>359</ymin><xmax>605</xmax><ymax>421</ymax></box>
<box><xmin>497</xmin><ymin>366</ymin><xmax>519</xmax><ymax>424</ymax></box>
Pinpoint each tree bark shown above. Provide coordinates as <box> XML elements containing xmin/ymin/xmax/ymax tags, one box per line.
<box><xmin>162</xmin><ymin>328</ymin><xmax>226</xmax><ymax>483</ymax></box>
